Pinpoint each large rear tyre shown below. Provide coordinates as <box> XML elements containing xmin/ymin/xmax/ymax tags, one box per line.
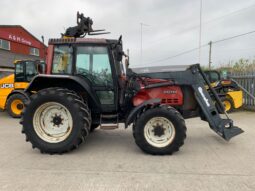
<box><xmin>6</xmin><ymin>94</ymin><xmax>27</xmax><ymax>118</ymax></box>
<box><xmin>133</xmin><ymin>105</ymin><xmax>186</xmax><ymax>155</ymax></box>
<box><xmin>21</xmin><ymin>88</ymin><xmax>91</xmax><ymax>154</ymax></box>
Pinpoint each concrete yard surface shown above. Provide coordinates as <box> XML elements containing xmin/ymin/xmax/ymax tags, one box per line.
<box><xmin>0</xmin><ymin>111</ymin><xmax>254</xmax><ymax>191</ymax></box>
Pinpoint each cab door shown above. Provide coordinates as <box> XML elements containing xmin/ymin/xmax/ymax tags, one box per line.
<box><xmin>15</xmin><ymin>61</ymin><xmax>37</xmax><ymax>89</ymax></box>
<box><xmin>14</xmin><ymin>61</ymin><xmax>27</xmax><ymax>89</ymax></box>
<box><xmin>75</xmin><ymin>45</ymin><xmax>117</xmax><ymax>112</ymax></box>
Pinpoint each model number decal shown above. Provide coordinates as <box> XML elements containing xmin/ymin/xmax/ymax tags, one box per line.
<box><xmin>163</xmin><ymin>90</ymin><xmax>177</xmax><ymax>94</ymax></box>
<box><xmin>198</xmin><ymin>87</ymin><xmax>210</xmax><ymax>107</ymax></box>
<box><xmin>0</xmin><ymin>83</ymin><xmax>14</xmax><ymax>89</ymax></box>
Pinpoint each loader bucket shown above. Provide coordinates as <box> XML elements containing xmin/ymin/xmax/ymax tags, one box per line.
<box><xmin>210</xmin><ymin>118</ymin><xmax>243</xmax><ymax>141</ymax></box>
<box><xmin>222</xmin><ymin>126</ymin><xmax>244</xmax><ymax>141</ymax></box>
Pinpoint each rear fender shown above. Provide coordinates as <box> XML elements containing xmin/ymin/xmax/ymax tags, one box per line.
<box><xmin>125</xmin><ymin>98</ymin><xmax>161</xmax><ymax>128</ymax></box>
<box><xmin>25</xmin><ymin>75</ymin><xmax>101</xmax><ymax>110</ymax></box>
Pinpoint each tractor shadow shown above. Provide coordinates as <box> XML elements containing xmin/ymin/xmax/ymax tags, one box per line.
<box><xmin>74</xmin><ymin>128</ymin><xmax>142</xmax><ymax>155</ymax></box>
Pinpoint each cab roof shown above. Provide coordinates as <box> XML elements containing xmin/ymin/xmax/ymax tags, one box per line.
<box><xmin>48</xmin><ymin>38</ymin><xmax>118</xmax><ymax>45</ymax></box>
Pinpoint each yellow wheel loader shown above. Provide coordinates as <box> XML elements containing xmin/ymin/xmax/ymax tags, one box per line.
<box><xmin>204</xmin><ymin>70</ymin><xmax>243</xmax><ymax>112</ymax></box>
<box><xmin>0</xmin><ymin>60</ymin><xmax>45</xmax><ymax>118</ymax></box>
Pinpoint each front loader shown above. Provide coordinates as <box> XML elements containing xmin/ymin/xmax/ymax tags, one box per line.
<box><xmin>20</xmin><ymin>12</ymin><xmax>243</xmax><ymax>155</ymax></box>
<box><xmin>132</xmin><ymin>65</ymin><xmax>243</xmax><ymax>140</ymax></box>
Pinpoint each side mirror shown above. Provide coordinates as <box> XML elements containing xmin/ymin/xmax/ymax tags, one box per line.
<box><xmin>116</xmin><ymin>44</ymin><xmax>123</xmax><ymax>62</ymax></box>
<box><xmin>37</xmin><ymin>62</ymin><xmax>46</xmax><ymax>74</ymax></box>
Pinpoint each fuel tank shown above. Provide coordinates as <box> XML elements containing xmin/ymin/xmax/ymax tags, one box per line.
<box><xmin>132</xmin><ymin>78</ymin><xmax>183</xmax><ymax>107</ymax></box>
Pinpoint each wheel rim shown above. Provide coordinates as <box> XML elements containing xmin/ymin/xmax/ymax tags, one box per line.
<box><xmin>144</xmin><ymin>117</ymin><xmax>176</xmax><ymax>148</ymax></box>
<box><xmin>33</xmin><ymin>102</ymin><xmax>73</xmax><ymax>143</ymax></box>
<box><xmin>223</xmin><ymin>100</ymin><xmax>231</xmax><ymax>111</ymax></box>
<box><xmin>11</xmin><ymin>99</ymin><xmax>24</xmax><ymax>115</ymax></box>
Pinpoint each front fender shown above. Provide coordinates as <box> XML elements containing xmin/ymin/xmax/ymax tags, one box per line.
<box><xmin>125</xmin><ymin>98</ymin><xmax>161</xmax><ymax>128</ymax></box>
<box><xmin>8</xmin><ymin>90</ymin><xmax>30</xmax><ymax>100</ymax></box>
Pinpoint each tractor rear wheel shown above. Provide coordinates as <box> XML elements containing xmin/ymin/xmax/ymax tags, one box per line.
<box><xmin>21</xmin><ymin>88</ymin><xmax>91</xmax><ymax>154</ymax></box>
<box><xmin>133</xmin><ymin>105</ymin><xmax>186</xmax><ymax>155</ymax></box>
<box><xmin>6</xmin><ymin>94</ymin><xmax>27</xmax><ymax>118</ymax></box>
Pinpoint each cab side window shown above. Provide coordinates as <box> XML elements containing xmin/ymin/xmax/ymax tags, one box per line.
<box><xmin>15</xmin><ymin>62</ymin><xmax>24</xmax><ymax>82</ymax></box>
<box><xmin>52</xmin><ymin>46</ymin><xmax>73</xmax><ymax>74</ymax></box>
<box><xmin>26</xmin><ymin>61</ymin><xmax>37</xmax><ymax>81</ymax></box>
<box><xmin>76</xmin><ymin>46</ymin><xmax>113</xmax><ymax>86</ymax></box>
<box><xmin>76</xmin><ymin>46</ymin><xmax>114</xmax><ymax>105</ymax></box>
<box><xmin>209</xmin><ymin>72</ymin><xmax>220</xmax><ymax>83</ymax></box>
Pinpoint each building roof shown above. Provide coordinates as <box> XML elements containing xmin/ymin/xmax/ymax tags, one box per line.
<box><xmin>0</xmin><ymin>25</ymin><xmax>47</xmax><ymax>48</ymax></box>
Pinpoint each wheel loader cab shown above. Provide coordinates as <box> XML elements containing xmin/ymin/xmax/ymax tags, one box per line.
<box><xmin>15</xmin><ymin>60</ymin><xmax>44</xmax><ymax>84</ymax></box>
<box><xmin>204</xmin><ymin>70</ymin><xmax>243</xmax><ymax>112</ymax></box>
<box><xmin>0</xmin><ymin>60</ymin><xmax>45</xmax><ymax>117</ymax></box>
<box><xmin>204</xmin><ymin>71</ymin><xmax>221</xmax><ymax>87</ymax></box>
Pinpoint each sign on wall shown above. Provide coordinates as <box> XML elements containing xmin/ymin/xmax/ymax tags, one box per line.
<box><xmin>8</xmin><ymin>34</ymin><xmax>32</xmax><ymax>46</ymax></box>
<box><xmin>0</xmin><ymin>30</ymin><xmax>40</xmax><ymax>47</ymax></box>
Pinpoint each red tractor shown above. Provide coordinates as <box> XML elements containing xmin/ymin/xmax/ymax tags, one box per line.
<box><xmin>20</xmin><ymin>13</ymin><xmax>243</xmax><ymax>155</ymax></box>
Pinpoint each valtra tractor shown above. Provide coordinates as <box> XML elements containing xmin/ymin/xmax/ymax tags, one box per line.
<box><xmin>21</xmin><ymin>12</ymin><xmax>243</xmax><ymax>155</ymax></box>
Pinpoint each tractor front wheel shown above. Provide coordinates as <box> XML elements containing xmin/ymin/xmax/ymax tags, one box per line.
<box><xmin>133</xmin><ymin>105</ymin><xmax>186</xmax><ymax>155</ymax></box>
<box><xmin>6</xmin><ymin>94</ymin><xmax>27</xmax><ymax>118</ymax></box>
<box><xmin>21</xmin><ymin>88</ymin><xmax>91</xmax><ymax>154</ymax></box>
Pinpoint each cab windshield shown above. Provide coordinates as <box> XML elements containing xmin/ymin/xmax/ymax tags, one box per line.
<box><xmin>205</xmin><ymin>71</ymin><xmax>220</xmax><ymax>83</ymax></box>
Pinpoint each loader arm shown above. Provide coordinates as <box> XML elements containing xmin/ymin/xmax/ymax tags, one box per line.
<box><xmin>132</xmin><ymin>64</ymin><xmax>243</xmax><ymax>141</ymax></box>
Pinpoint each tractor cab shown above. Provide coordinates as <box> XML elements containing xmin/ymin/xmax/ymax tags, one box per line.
<box><xmin>45</xmin><ymin>37</ymin><xmax>126</xmax><ymax>114</ymax></box>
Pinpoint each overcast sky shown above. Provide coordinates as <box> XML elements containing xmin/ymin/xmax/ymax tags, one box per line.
<box><xmin>1</xmin><ymin>0</ymin><xmax>255</xmax><ymax>68</ymax></box>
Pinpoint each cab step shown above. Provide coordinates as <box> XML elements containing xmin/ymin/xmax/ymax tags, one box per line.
<box><xmin>100</xmin><ymin>124</ymin><xmax>119</xmax><ymax>130</ymax></box>
<box><xmin>100</xmin><ymin>114</ymin><xmax>119</xmax><ymax>130</ymax></box>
